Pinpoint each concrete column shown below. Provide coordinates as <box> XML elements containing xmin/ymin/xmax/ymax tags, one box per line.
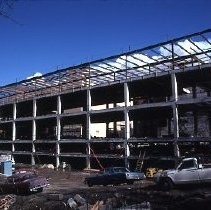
<box><xmin>32</xmin><ymin>99</ymin><xmax>37</xmax><ymax>165</ymax></box>
<box><xmin>12</xmin><ymin>103</ymin><xmax>16</xmax><ymax>162</ymax></box>
<box><xmin>113</xmin><ymin>103</ymin><xmax>117</xmax><ymax>135</ymax></box>
<box><xmin>56</xmin><ymin>96</ymin><xmax>61</xmax><ymax>169</ymax></box>
<box><xmin>32</xmin><ymin>99</ymin><xmax>37</xmax><ymax>140</ymax></box>
<box><xmin>106</xmin><ymin>122</ymin><xmax>109</xmax><ymax>137</ymax></box>
<box><xmin>106</xmin><ymin>104</ymin><xmax>109</xmax><ymax>137</ymax></box>
<box><xmin>56</xmin><ymin>141</ymin><xmax>60</xmax><ymax>169</ymax></box>
<box><xmin>56</xmin><ymin>116</ymin><xmax>61</xmax><ymax>168</ymax></box>
<box><xmin>57</xmin><ymin>95</ymin><xmax>62</xmax><ymax>115</ymax></box>
<box><xmin>171</xmin><ymin>72</ymin><xmax>180</xmax><ymax>157</ymax></box>
<box><xmin>57</xmin><ymin>95</ymin><xmax>61</xmax><ymax>140</ymax></box>
<box><xmin>13</xmin><ymin>103</ymin><xmax>16</xmax><ymax>121</ymax></box>
<box><xmin>33</xmin><ymin>99</ymin><xmax>37</xmax><ymax>117</ymax></box>
<box><xmin>31</xmin><ymin>119</ymin><xmax>36</xmax><ymax>165</ymax></box>
<box><xmin>32</xmin><ymin>119</ymin><xmax>36</xmax><ymax>141</ymax></box>
<box><xmin>86</xmin><ymin>89</ymin><xmax>91</xmax><ymax>169</ymax></box>
<box><xmin>12</xmin><ymin>103</ymin><xmax>16</xmax><ymax>141</ymax></box>
<box><xmin>57</xmin><ymin>118</ymin><xmax>61</xmax><ymax>141</ymax></box>
<box><xmin>12</xmin><ymin>121</ymin><xmax>15</xmax><ymax>153</ymax></box>
<box><xmin>12</xmin><ymin>121</ymin><xmax>16</xmax><ymax>141</ymax></box>
<box><xmin>171</xmin><ymin>73</ymin><xmax>178</xmax><ymax>102</ymax></box>
<box><xmin>124</xmin><ymin>83</ymin><xmax>130</xmax><ymax>167</ymax></box>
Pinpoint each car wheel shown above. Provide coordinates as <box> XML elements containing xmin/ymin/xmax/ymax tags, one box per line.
<box><xmin>127</xmin><ymin>180</ymin><xmax>134</xmax><ymax>185</ymax></box>
<box><xmin>161</xmin><ymin>178</ymin><xmax>173</xmax><ymax>191</ymax></box>
<box><xmin>87</xmin><ymin>181</ymin><xmax>93</xmax><ymax>187</ymax></box>
<box><xmin>37</xmin><ymin>188</ymin><xmax>43</xmax><ymax>193</ymax></box>
<box><xmin>17</xmin><ymin>187</ymin><xmax>30</xmax><ymax>195</ymax></box>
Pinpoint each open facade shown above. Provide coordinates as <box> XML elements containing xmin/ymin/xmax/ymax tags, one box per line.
<box><xmin>0</xmin><ymin>29</ymin><xmax>211</xmax><ymax>170</ymax></box>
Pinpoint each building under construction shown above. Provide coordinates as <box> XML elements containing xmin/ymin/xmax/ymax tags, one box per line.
<box><xmin>0</xmin><ymin>29</ymin><xmax>211</xmax><ymax>170</ymax></box>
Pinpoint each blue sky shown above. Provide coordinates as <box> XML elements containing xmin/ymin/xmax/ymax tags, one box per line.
<box><xmin>0</xmin><ymin>0</ymin><xmax>210</xmax><ymax>85</ymax></box>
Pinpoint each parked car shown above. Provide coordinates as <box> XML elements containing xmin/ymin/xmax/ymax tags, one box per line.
<box><xmin>155</xmin><ymin>157</ymin><xmax>211</xmax><ymax>190</ymax></box>
<box><xmin>4</xmin><ymin>170</ymin><xmax>49</xmax><ymax>194</ymax></box>
<box><xmin>84</xmin><ymin>167</ymin><xmax>145</xmax><ymax>187</ymax></box>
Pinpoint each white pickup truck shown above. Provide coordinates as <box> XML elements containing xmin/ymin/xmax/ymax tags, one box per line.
<box><xmin>156</xmin><ymin>157</ymin><xmax>211</xmax><ymax>190</ymax></box>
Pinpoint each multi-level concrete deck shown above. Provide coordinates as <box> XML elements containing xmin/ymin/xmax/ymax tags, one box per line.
<box><xmin>0</xmin><ymin>29</ymin><xmax>211</xmax><ymax>170</ymax></box>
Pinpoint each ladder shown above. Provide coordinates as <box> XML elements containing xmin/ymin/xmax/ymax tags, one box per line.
<box><xmin>136</xmin><ymin>150</ymin><xmax>146</xmax><ymax>172</ymax></box>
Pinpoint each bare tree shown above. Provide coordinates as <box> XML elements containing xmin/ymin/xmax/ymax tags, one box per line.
<box><xmin>0</xmin><ymin>0</ymin><xmax>20</xmax><ymax>25</ymax></box>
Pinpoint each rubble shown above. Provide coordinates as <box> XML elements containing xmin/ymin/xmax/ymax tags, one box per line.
<box><xmin>6</xmin><ymin>185</ymin><xmax>211</xmax><ymax>210</ymax></box>
<box><xmin>67</xmin><ymin>198</ymin><xmax>78</xmax><ymax>209</ymax></box>
<box><xmin>74</xmin><ymin>194</ymin><xmax>86</xmax><ymax>205</ymax></box>
<box><xmin>0</xmin><ymin>194</ymin><xmax>15</xmax><ymax>210</ymax></box>
<box><xmin>0</xmin><ymin>167</ymin><xmax>210</xmax><ymax>210</ymax></box>
<box><xmin>40</xmin><ymin>164</ymin><xmax>55</xmax><ymax>170</ymax></box>
<box><xmin>46</xmin><ymin>193</ymin><xmax>64</xmax><ymax>201</ymax></box>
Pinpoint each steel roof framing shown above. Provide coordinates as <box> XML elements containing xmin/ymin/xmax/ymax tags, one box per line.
<box><xmin>0</xmin><ymin>29</ymin><xmax>211</xmax><ymax>104</ymax></box>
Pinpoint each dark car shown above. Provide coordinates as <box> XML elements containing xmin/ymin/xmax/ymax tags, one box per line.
<box><xmin>84</xmin><ymin>167</ymin><xmax>145</xmax><ymax>187</ymax></box>
<box><xmin>4</xmin><ymin>170</ymin><xmax>49</xmax><ymax>194</ymax></box>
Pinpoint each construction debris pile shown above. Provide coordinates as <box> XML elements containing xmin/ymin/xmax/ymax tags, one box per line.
<box><xmin>6</xmin><ymin>186</ymin><xmax>211</xmax><ymax>210</ymax></box>
<box><xmin>0</xmin><ymin>194</ymin><xmax>16</xmax><ymax>210</ymax></box>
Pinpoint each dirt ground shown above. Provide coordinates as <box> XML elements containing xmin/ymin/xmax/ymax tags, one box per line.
<box><xmin>39</xmin><ymin>168</ymin><xmax>89</xmax><ymax>192</ymax></box>
<box><xmin>3</xmin><ymin>166</ymin><xmax>211</xmax><ymax>210</ymax></box>
<box><xmin>34</xmin><ymin>168</ymin><xmax>211</xmax><ymax>210</ymax></box>
<box><xmin>6</xmin><ymin>167</ymin><xmax>154</xmax><ymax>210</ymax></box>
<box><xmin>38</xmin><ymin>167</ymin><xmax>152</xmax><ymax>194</ymax></box>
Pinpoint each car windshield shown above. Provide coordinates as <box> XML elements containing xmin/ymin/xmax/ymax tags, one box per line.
<box><xmin>178</xmin><ymin>159</ymin><xmax>197</xmax><ymax>170</ymax></box>
<box><xmin>104</xmin><ymin>167</ymin><xmax>130</xmax><ymax>173</ymax></box>
<box><xmin>113</xmin><ymin>168</ymin><xmax>128</xmax><ymax>173</ymax></box>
